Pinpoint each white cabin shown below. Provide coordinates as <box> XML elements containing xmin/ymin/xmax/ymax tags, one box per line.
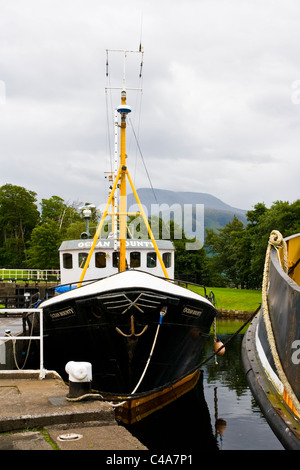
<box><xmin>59</xmin><ymin>238</ymin><xmax>175</xmax><ymax>286</ymax></box>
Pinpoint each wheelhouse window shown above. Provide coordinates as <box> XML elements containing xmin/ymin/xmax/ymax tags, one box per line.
<box><xmin>163</xmin><ymin>252</ymin><xmax>172</xmax><ymax>268</ymax></box>
<box><xmin>130</xmin><ymin>251</ymin><xmax>141</xmax><ymax>268</ymax></box>
<box><xmin>147</xmin><ymin>252</ymin><xmax>157</xmax><ymax>268</ymax></box>
<box><xmin>63</xmin><ymin>253</ymin><xmax>73</xmax><ymax>269</ymax></box>
<box><xmin>78</xmin><ymin>252</ymin><xmax>89</xmax><ymax>268</ymax></box>
<box><xmin>95</xmin><ymin>251</ymin><xmax>107</xmax><ymax>268</ymax></box>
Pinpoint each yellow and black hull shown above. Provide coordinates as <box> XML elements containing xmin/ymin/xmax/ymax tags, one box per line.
<box><xmin>242</xmin><ymin>233</ymin><xmax>300</xmax><ymax>449</ymax></box>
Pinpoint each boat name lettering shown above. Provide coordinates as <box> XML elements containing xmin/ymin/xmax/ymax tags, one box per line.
<box><xmin>126</xmin><ymin>240</ymin><xmax>153</xmax><ymax>248</ymax></box>
<box><xmin>182</xmin><ymin>306</ymin><xmax>203</xmax><ymax>317</ymax></box>
<box><xmin>78</xmin><ymin>241</ymin><xmax>111</xmax><ymax>248</ymax></box>
<box><xmin>50</xmin><ymin>307</ymin><xmax>76</xmax><ymax>320</ymax></box>
<box><xmin>77</xmin><ymin>240</ymin><xmax>154</xmax><ymax>249</ymax></box>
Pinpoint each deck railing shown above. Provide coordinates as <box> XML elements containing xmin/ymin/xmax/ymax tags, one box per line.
<box><xmin>0</xmin><ymin>308</ymin><xmax>45</xmax><ymax>378</ymax></box>
<box><xmin>0</xmin><ymin>269</ymin><xmax>60</xmax><ymax>282</ymax></box>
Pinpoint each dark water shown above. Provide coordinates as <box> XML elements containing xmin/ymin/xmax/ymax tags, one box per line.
<box><xmin>126</xmin><ymin>322</ymin><xmax>284</xmax><ymax>451</ymax></box>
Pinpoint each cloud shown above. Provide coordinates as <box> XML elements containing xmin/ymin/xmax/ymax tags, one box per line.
<box><xmin>0</xmin><ymin>0</ymin><xmax>300</xmax><ymax>212</ymax></box>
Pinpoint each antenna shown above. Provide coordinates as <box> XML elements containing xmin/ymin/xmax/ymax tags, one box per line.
<box><xmin>139</xmin><ymin>12</ymin><xmax>143</xmax><ymax>53</ymax></box>
<box><xmin>78</xmin><ymin>46</ymin><xmax>169</xmax><ymax>285</ymax></box>
<box><xmin>105</xmin><ymin>49</ymin><xmax>144</xmax><ymax>93</ymax></box>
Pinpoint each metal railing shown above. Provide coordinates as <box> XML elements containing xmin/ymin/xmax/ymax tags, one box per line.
<box><xmin>0</xmin><ymin>268</ymin><xmax>60</xmax><ymax>281</ymax></box>
<box><xmin>0</xmin><ymin>308</ymin><xmax>44</xmax><ymax>379</ymax></box>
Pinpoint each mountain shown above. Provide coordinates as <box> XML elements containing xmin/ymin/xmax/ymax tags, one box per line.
<box><xmin>127</xmin><ymin>188</ymin><xmax>247</xmax><ymax>239</ymax></box>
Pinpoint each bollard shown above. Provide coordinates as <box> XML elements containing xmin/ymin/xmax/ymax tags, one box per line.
<box><xmin>65</xmin><ymin>361</ymin><xmax>92</xmax><ymax>398</ymax></box>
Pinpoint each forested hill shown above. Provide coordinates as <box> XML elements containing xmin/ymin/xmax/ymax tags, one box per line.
<box><xmin>127</xmin><ymin>188</ymin><xmax>247</xmax><ymax>235</ymax></box>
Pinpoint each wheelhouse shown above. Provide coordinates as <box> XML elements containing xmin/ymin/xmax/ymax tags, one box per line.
<box><xmin>59</xmin><ymin>238</ymin><xmax>175</xmax><ymax>285</ymax></box>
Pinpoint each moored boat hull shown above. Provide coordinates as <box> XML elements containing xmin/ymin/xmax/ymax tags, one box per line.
<box><xmin>242</xmin><ymin>232</ymin><xmax>300</xmax><ymax>449</ymax></box>
<box><xmin>242</xmin><ymin>313</ymin><xmax>300</xmax><ymax>449</ymax></box>
<box><xmin>33</xmin><ymin>270</ymin><xmax>217</xmax><ymax>422</ymax></box>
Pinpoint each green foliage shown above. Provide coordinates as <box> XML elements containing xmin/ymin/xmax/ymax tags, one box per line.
<box><xmin>205</xmin><ymin>199</ymin><xmax>300</xmax><ymax>288</ymax></box>
<box><xmin>0</xmin><ymin>182</ymin><xmax>299</xmax><ymax>291</ymax></box>
<box><xmin>246</xmin><ymin>200</ymin><xmax>300</xmax><ymax>287</ymax></box>
<box><xmin>0</xmin><ymin>184</ymin><xmax>40</xmax><ymax>267</ymax></box>
<box><xmin>205</xmin><ymin>216</ymin><xmax>246</xmax><ymax>287</ymax></box>
<box><xmin>26</xmin><ymin>220</ymin><xmax>61</xmax><ymax>269</ymax></box>
<box><xmin>0</xmin><ymin>186</ymin><xmax>93</xmax><ymax>269</ymax></box>
<box><xmin>27</xmin><ymin>196</ymin><xmax>88</xmax><ymax>269</ymax></box>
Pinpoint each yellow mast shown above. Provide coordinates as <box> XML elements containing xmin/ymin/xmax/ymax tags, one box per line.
<box><xmin>119</xmin><ymin>90</ymin><xmax>128</xmax><ymax>272</ymax></box>
<box><xmin>77</xmin><ymin>49</ymin><xmax>169</xmax><ymax>287</ymax></box>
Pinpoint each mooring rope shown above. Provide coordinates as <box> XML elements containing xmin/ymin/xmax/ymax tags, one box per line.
<box><xmin>67</xmin><ymin>305</ymin><xmax>260</xmax><ymax>406</ymax></box>
<box><xmin>262</xmin><ymin>230</ymin><xmax>300</xmax><ymax>417</ymax></box>
<box><xmin>6</xmin><ymin>312</ymin><xmax>36</xmax><ymax>371</ymax></box>
<box><xmin>67</xmin><ymin>308</ymin><xmax>167</xmax><ymax>407</ymax></box>
<box><xmin>110</xmin><ymin>309</ymin><xmax>165</xmax><ymax>408</ymax></box>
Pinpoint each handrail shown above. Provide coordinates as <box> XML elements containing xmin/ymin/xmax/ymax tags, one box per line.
<box><xmin>0</xmin><ymin>308</ymin><xmax>44</xmax><ymax>379</ymax></box>
<box><xmin>0</xmin><ymin>268</ymin><xmax>60</xmax><ymax>281</ymax></box>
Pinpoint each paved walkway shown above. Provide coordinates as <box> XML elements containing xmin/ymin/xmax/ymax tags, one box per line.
<box><xmin>0</xmin><ymin>370</ymin><xmax>146</xmax><ymax>450</ymax></box>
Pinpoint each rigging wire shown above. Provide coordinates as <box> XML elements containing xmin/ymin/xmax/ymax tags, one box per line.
<box><xmin>105</xmin><ymin>90</ymin><xmax>113</xmax><ymax>174</ymax></box>
<box><xmin>129</xmin><ymin>116</ymin><xmax>158</xmax><ymax>205</ymax></box>
<box><xmin>132</xmin><ymin>90</ymin><xmax>143</xmax><ymax>183</ymax></box>
<box><xmin>105</xmin><ymin>47</ymin><xmax>157</xmax><ymax>206</ymax></box>
<box><xmin>105</xmin><ymin>50</ymin><xmax>116</xmax><ymax>175</ymax></box>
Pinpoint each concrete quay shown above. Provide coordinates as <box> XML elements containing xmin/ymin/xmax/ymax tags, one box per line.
<box><xmin>0</xmin><ymin>370</ymin><xmax>147</xmax><ymax>451</ymax></box>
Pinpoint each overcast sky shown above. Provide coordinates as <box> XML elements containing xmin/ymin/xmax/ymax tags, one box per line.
<box><xmin>1</xmin><ymin>0</ymin><xmax>300</xmax><ymax>212</ymax></box>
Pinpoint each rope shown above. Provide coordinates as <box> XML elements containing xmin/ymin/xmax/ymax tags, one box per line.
<box><xmin>198</xmin><ymin>305</ymin><xmax>260</xmax><ymax>368</ymax></box>
<box><xmin>262</xmin><ymin>230</ymin><xmax>300</xmax><ymax>416</ymax></box>
<box><xmin>68</xmin><ymin>305</ymin><xmax>260</xmax><ymax>406</ymax></box>
<box><xmin>67</xmin><ymin>309</ymin><xmax>167</xmax><ymax>407</ymax></box>
<box><xmin>213</xmin><ymin>317</ymin><xmax>218</xmax><ymax>365</ymax></box>
<box><xmin>111</xmin><ymin>308</ymin><xmax>167</xmax><ymax>408</ymax></box>
<box><xmin>6</xmin><ymin>312</ymin><xmax>36</xmax><ymax>371</ymax></box>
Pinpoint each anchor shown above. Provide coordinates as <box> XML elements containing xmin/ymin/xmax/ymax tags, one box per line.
<box><xmin>116</xmin><ymin>315</ymin><xmax>148</xmax><ymax>338</ymax></box>
<box><xmin>116</xmin><ymin>315</ymin><xmax>148</xmax><ymax>382</ymax></box>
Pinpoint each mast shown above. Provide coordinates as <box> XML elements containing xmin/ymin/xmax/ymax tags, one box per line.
<box><xmin>113</xmin><ymin>109</ymin><xmax>119</xmax><ymax>251</ymax></box>
<box><xmin>77</xmin><ymin>48</ymin><xmax>169</xmax><ymax>287</ymax></box>
<box><xmin>118</xmin><ymin>90</ymin><xmax>131</xmax><ymax>272</ymax></box>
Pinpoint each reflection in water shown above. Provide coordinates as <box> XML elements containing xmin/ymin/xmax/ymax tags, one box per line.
<box><xmin>125</xmin><ymin>372</ymin><xmax>219</xmax><ymax>451</ymax></box>
<box><xmin>124</xmin><ymin>324</ymin><xmax>284</xmax><ymax>451</ymax></box>
<box><xmin>214</xmin><ymin>387</ymin><xmax>227</xmax><ymax>450</ymax></box>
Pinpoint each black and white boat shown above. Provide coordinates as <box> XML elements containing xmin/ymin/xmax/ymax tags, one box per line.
<box><xmin>32</xmin><ymin>48</ymin><xmax>217</xmax><ymax>424</ymax></box>
<box><xmin>242</xmin><ymin>230</ymin><xmax>300</xmax><ymax>449</ymax></box>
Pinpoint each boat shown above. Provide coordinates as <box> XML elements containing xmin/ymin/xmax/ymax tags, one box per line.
<box><xmin>29</xmin><ymin>48</ymin><xmax>218</xmax><ymax>424</ymax></box>
<box><xmin>242</xmin><ymin>230</ymin><xmax>300</xmax><ymax>449</ymax></box>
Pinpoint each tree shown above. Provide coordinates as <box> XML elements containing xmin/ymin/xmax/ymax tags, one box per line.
<box><xmin>40</xmin><ymin>196</ymin><xmax>67</xmax><ymax>227</ymax></box>
<box><xmin>40</xmin><ymin>196</ymin><xmax>83</xmax><ymax>232</ymax></box>
<box><xmin>0</xmin><ymin>184</ymin><xmax>40</xmax><ymax>266</ymax></box>
<box><xmin>205</xmin><ymin>216</ymin><xmax>246</xmax><ymax>287</ymax></box>
<box><xmin>26</xmin><ymin>196</ymin><xmax>86</xmax><ymax>268</ymax></box>
<box><xmin>26</xmin><ymin>220</ymin><xmax>61</xmax><ymax>269</ymax></box>
<box><xmin>246</xmin><ymin>200</ymin><xmax>300</xmax><ymax>286</ymax></box>
<box><xmin>174</xmin><ymin>236</ymin><xmax>207</xmax><ymax>284</ymax></box>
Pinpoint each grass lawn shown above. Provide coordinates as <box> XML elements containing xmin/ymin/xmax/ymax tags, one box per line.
<box><xmin>188</xmin><ymin>285</ymin><xmax>262</xmax><ymax>311</ymax></box>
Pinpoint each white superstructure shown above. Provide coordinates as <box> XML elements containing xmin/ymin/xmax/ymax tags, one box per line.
<box><xmin>59</xmin><ymin>238</ymin><xmax>175</xmax><ymax>285</ymax></box>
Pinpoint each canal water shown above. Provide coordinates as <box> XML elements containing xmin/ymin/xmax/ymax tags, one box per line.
<box><xmin>126</xmin><ymin>320</ymin><xmax>284</xmax><ymax>451</ymax></box>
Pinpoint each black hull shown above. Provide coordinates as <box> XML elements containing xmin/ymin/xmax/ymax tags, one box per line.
<box><xmin>242</xmin><ymin>314</ymin><xmax>300</xmax><ymax>450</ymax></box>
<box><xmin>34</xmin><ymin>272</ymin><xmax>217</xmax><ymax>401</ymax></box>
<box><xmin>242</xmin><ymin>235</ymin><xmax>300</xmax><ymax>450</ymax></box>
